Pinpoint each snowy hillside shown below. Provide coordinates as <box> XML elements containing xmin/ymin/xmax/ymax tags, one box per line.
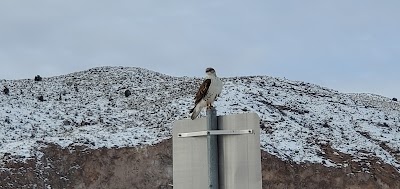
<box><xmin>1</xmin><ymin>66</ymin><xmax>399</xmax><ymax>173</ymax></box>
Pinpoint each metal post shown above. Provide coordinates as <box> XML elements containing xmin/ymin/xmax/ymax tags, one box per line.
<box><xmin>207</xmin><ymin>107</ymin><xmax>219</xmax><ymax>189</ymax></box>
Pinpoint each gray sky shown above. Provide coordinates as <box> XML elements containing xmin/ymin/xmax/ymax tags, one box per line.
<box><xmin>0</xmin><ymin>1</ymin><xmax>399</xmax><ymax>98</ymax></box>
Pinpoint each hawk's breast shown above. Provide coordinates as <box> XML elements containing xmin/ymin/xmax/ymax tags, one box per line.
<box><xmin>205</xmin><ymin>77</ymin><xmax>223</xmax><ymax>102</ymax></box>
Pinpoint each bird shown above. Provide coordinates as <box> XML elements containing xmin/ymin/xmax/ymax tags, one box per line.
<box><xmin>190</xmin><ymin>67</ymin><xmax>223</xmax><ymax>120</ymax></box>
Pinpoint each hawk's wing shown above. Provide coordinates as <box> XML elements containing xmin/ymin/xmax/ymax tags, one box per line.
<box><xmin>194</xmin><ymin>79</ymin><xmax>211</xmax><ymax>105</ymax></box>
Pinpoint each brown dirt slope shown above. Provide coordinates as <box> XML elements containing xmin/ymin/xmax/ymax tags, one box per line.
<box><xmin>1</xmin><ymin>139</ymin><xmax>399</xmax><ymax>189</ymax></box>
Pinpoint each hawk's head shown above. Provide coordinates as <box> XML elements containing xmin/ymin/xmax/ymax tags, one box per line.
<box><xmin>205</xmin><ymin>67</ymin><xmax>216</xmax><ymax>76</ymax></box>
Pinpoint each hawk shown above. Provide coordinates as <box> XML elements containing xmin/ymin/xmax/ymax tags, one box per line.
<box><xmin>190</xmin><ymin>67</ymin><xmax>223</xmax><ymax>120</ymax></box>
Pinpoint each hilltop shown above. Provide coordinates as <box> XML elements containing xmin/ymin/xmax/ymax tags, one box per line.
<box><xmin>1</xmin><ymin>66</ymin><xmax>399</xmax><ymax>188</ymax></box>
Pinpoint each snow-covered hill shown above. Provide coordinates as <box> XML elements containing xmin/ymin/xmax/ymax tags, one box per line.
<box><xmin>1</xmin><ymin>66</ymin><xmax>399</xmax><ymax>173</ymax></box>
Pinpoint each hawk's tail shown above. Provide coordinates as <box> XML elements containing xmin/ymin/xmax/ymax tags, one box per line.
<box><xmin>190</xmin><ymin>106</ymin><xmax>200</xmax><ymax>120</ymax></box>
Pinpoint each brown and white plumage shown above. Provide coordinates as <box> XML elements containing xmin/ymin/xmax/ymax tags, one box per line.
<box><xmin>190</xmin><ymin>67</ymin><xmax>223</xmax><ymax>120</ymax></box>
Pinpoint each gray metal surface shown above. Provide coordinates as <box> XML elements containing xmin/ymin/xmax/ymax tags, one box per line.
<box><xmin>173</xmin><ymin>112</ymin><xmax>262</xmax><ymax>189</ymax></box>
<box><xmin>173</xmin><ymin>117</ymin><xmax>209</xmax><ymax>189</ymax></box>
<box><xmin>218</xmin><ymin>113</ymin><xmax>262</xmax><ymax>189</ymax></box>
<box><xmin>206</xmin><ymin>108</ymin><xmax>219</xmax><ymax>189</ymax></box>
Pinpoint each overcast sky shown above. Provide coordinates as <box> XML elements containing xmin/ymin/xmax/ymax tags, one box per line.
<box><xmin>0</xmin><ymin>0</ymin><xmax>399</xmax><ymax>98</ymax></box>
